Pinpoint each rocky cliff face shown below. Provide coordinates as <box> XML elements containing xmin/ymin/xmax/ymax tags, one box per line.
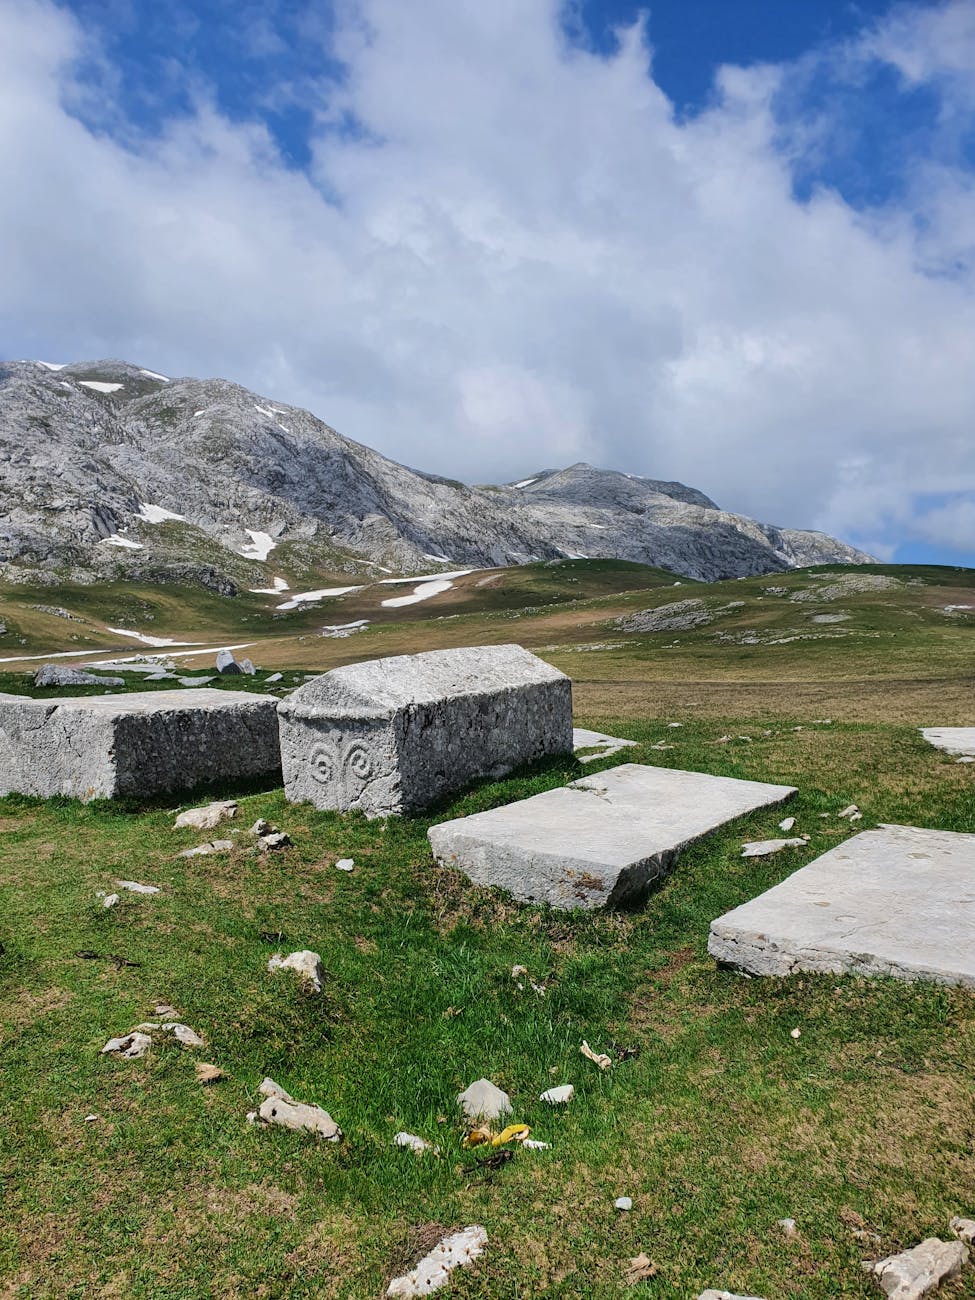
<box><xmin>0</xmin><ymin>358</ymin><xmax>871</xmax><ymax>587</ymax></box>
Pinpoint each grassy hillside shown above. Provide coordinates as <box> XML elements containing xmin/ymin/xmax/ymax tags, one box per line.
<box><xmin>1</xmin><ymin>559</ymin><xmax>974</xmax><ymax>1297</ymax></box>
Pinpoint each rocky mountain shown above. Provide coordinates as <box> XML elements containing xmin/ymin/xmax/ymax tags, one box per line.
<box><xmin>0</xmin><ymin>358</ymin><xmax>871</xmax><ymax>589</ymax></box>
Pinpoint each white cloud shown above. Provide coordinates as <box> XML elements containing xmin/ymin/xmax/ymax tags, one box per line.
<box><xmin>0</xmin><ymin>0</ymin><xmax>974</xmax><ymax>558</ymax></box>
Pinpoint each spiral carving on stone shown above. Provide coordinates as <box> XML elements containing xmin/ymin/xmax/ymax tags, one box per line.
<box><xmin>309</xmin><ymin>741</ymin><xmax>337</xmax><ymax>786</ymax></box>
<box><xmin>342</xmin><ymin>740</ymin><xmax>373</xmax><ymax>787</ymax></box>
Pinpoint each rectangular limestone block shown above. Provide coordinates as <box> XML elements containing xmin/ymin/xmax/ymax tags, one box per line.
<box><xmin>428</xmin><ymin>762</ymin><xmax>796</xmax><ymax>910</ymax></box>
<box><xmin>708</xmin><ymin>823</ymin><xmax>975</xmax><ymax>986</ymax></box>
<box><xmin>0</xmin><ymin>689</ymin><xmax>281</xmax><ymax>801</ymax></box>
<box><xmin>276</xmin><ymin>644</ymin><xmax>573</xmax><ymax>817</ymax></box>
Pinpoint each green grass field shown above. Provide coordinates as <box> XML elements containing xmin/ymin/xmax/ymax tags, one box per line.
<box><xmin>1</xmin><ymin>560</ymin><xmax>974</xmax><ymax>1297</ymax></box>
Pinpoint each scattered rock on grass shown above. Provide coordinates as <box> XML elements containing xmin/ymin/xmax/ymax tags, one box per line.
<box><xmin>116</xmin><ymin>879</ymin><xmax>160</xmax><ymax>894</ymax></box>
<box><xmin>615</xmin><ymin>1196</ymin><xmax>633</xmax><ymax>1211</ymax></box>
<box><xmin>34</xmin><ymin>665</ymin><xmax>125</xmax><ymax>688</ymax></box>
<box><xmin>179</xmin><ymin>840</ymin><xmax>233</xmax><ymax>858</ymax></box>
<box><xmin>99</xmin><ymin>892</ymin><xmax>120</xmax><ymax>909</ymax></box>
<box><xmin>258</xmin><ymin>831</ymin><xmax>291</xmax><ymax>851</ymax></box>
<box><xmin>867</xmin><ymin>1238</ymin><xmax>968</xmax><ymax>1299</ymax></box>
<box><xmin>335</xmin><ymin>857</ymin><xmax>354</xmax><ymax>871</ymax></box>
<box><xmin>174</xmin><ymin>799</ymin><xmax>238</xmax><ymax>831</ymax></box>
<box><xmin>249</xmin><ymin>1077</ymin><xmax>342</xmax><ymax>1140</ymax></box>
<box><xmin>624</xmin><ymin>1254</ymin><xmax>658</xmax><ymax>1285</ymax></box>
<box><xmin>216</xmin><ymin>649</ymin><xmax>243</xmax><ymax>675</ymax></box>
<box><xmin>779</xmin><ymin>817</ymin><xmax>796</xmax><ymax>831</ymax></box>
<box><xmin>540</xmin><ymin>1085</ymin><xmax>574</xmax><ymax>1105</ymax></box>
<box><xmin>777</xmin><ymin>1218</ymin><xmax>798</xmax><ymax>1239</ymax></box>
<box><xmin>951</xmin><ymin>1218</ymin><xmax>975</xmax><ymax>1245</ymax></box>
<box><xmin>268</xmin><ymin>949</ymin><xmax>324</xmax><ymax>992</ymax></box>
<box><xmin>135</xmin><ymin>1021</ymin><xmax>205</xmax><ymax>1048</ymax></box>
<box><xmin>196</xmin><ymin>1062</ymin><xmax>226</xmax><ymax>1085</ymax></box>
<box><xmin>101</xmin><ymin>1031</ymin><xmax>152</xmax><ymax>1059</ymax></box>
<box><xmin>250</xmin><ymin>818</ymin><xmax>271</xmax><ymax>836</ymax></box>
<box><xmin>394</xmin><ymin>1132</ymin><xmax>437</xmax><ymax>1153</ymax></box>
<box><xmin>386</xmin><ymin>1225</ymin><xmax>488</xmax><ymax>1298</ymax></box>
<box><xmin>741</xmin><ymin>837</ymin><xmax>807</xmax><ymax>858</ymax></box>
<box><xmin>457</xmin><ymin>1079</ymin><xmax>512</xmax><ymax>1122</ymax></box>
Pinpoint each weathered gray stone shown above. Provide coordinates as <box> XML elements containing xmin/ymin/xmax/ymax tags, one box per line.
<box><xmin>34</xmin><ymin>664</ymin><xmax>125</xmax><ymax>688</ymax></box>
<box><xmin>429</xmin><ymin>763</ymin><xmax>796</xmax><ymax>910</ymax></box>
<box><xmin>868</xmin><ymin>1238</ymin><xmax>968</xmax><ymax>1299</ymax></box>
<box><xmin>0</xmin><ymin>688</ymin><xmax>280</xmax><ymax>801</ymax></box>
<box><xmin>709</xmin><ymin>824</ymin><xmax>975</xmax><ymax>986</ymax></box>
<box><xmin>922</xmin><ymin>728</ymin><xmax>975</xmax><ymax>757</ymax></box>
<box><xmin>573</xmin><ymin>726</ymin><xmax>638</xmax><ymax>763</ymax></box>
<box><xmin>277</xmin><ymin>644</ymin><xmax>572</xmax><ymax>818</ymax></box>
<box><xmin>457</xmin><ymin>1078</ymin><xmax>512</xmax><ymax>1121</ymax></box>
<box><xmin>173</xmin><ymin>799</ymin><xmax>238</xmax><ymax>831</ymax></box>
<box><xmin>216</xmin><ymin>649</ymin><xmax>242</xmax><ymax>675</ymax></box>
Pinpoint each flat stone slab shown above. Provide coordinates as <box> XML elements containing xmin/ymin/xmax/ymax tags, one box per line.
<box><xmin>428</xmin><ymin>763</ymin><xmax>796</xmax><ymax>910</ymax></box>
<box><xmin>921</xmin><ymin>728</ymin><xmax>975</xmax><ymax>757</ymax></box>
<box><xmin>277</xmin><ymin>644</ymin><xmax>572</xmax><ymax>817</ymax></box>
<box><xmin>0</xmin><ymin>689</ymin><xmax>280</xmax><ymax>801</ymax></box>
<box><xmin>573</xmin><ymin>727</ymin><xmax>639</xmax><ymax>763</ymax></box>
<box><xmin>709</xmin><ymin>824</ymin><xmax>975</xmax><ymax>986</ymax></box>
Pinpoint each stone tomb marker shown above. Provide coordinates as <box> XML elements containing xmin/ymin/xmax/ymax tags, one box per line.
<box><xmin>428</xmin><ymin>763</ymin><xmax>796</xmax><ymax>910</ymax></box>
<box><xmin>0</xmin><ymin>689</ymin><xmax>280</xmax><ymax>801</ymax></box>
<box><xmin>276</xmin><ymin>644</ymin><xmax>572</xmax><ymax>818</ymax></box>
<box><xmin>708</xmin><ymin>824</ymin><xmax>975</xmax><ymax>986</ymax></box>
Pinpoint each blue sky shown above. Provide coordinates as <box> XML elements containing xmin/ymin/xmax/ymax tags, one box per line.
<box><xmin>2</xmin><ymin>0</ymin><xmax>974</xmax><ymax>565</ymax></box>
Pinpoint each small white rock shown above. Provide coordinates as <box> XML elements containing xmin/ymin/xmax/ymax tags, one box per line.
<box><xmin>258</xmin><ymin>831</ymin><xmax>291</xmax><ymax>851</ymax></box>
<box><xmin>950</xmin><ymin>1217</ymin><xmax>975</xmax><ymax>1245</ymax></box>
<box><xmin>386</xmin><ymin>1226</ymin><xmax>487</xmax><ymax>1298</ymax></box>
<box><xmin>522</xmin><ymin>1139</ymin><xmax>551</xmax><ymax>1150</ymax></box>
<box><xmin>268</xmin><ymin>949</ymin><xmax>324</xmax><ymax>992</ymax></box>
<box><xmin>457</xmin><ymin>1078</ymin><xmax>512</xmax><ymax>1121</ymax></box>
<box><xmin>778</xmin><ymin>817</ymin><xmax>796</xmax><ymax>832</ymax></box>
<box><xmin>335</xmin><ymin>858</ymin><xmax>355</xmax><ymax>871</ymax></box>
<box><xmin>100</xmin><ymin>1031</ymin><xmax>151</xmax><ymax>1059</ymax></box>
<box><xmin>741</xmin><ymin>838</ymin><xmax>806</xmax><ymax>858</ymax></box>
<box><xmin>540</xmin><ymin>1084</ymin><xmax>574</xmax><ymax>1105</ymax></box>
<box><xmin>790</xmin><ymin>1027</ymin><xmax>801</xmax><ymax>1040</ymax></box>
<box><xmin>777</xmin><ymin>1218</ymin><xmax>798</xmax><ymax>1238</ymax></box>
<box><xmin>115</xmin><ymin>879</ymin><xmax>160</xmax><ymax>894</ymax></box>
<box><xmin>101</xmin><ymin>892</ymin><xmax>120</xmax><ymax>909</ymax></box>
<box><xmin>615</xmin><ymin>1196</ymin><xmax>633</xmax><ymax>1211</ymax></box>
<box><xmin>173</xmin><ymin>800</ymin><xmax>238</xmax><ymax>831</ymax></box>
<box><xmin>393</xmin><ymin>1131</ymin><xmax>436</xmax><ymax>1153</ymax></box>
<box><xmin>838</xmin><ymin>804</ymin><xmax>859</xmax><ymax>819</ymax></box>
<box><xmin>179</xmin><ymin>840</ymin><xmax>233</xmax><ymax>858</ymax></box>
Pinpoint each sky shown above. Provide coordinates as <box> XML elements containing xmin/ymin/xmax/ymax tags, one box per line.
<box><xmin>1</xmin><ymin>0</ymin><xmax>974</xmax><ymax>565</ymax></box>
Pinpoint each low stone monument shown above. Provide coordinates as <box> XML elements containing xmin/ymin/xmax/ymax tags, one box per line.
<box><xmin>276</xmin><ymin>644</ymin><xmax>572</xmax><ymax>817</ymax></box>
<box><xmin>0</xmin><ymin>689</ymin><xmax>280</xmax><ymax>801</ymax></box>
<box><xmin>708</xmin><ymin>823</ymin><xmax>975</xmax><ymax>986</ymax></box>
<box><xmin>429</xmin><ymin>763</ymin><xmax>796</xmax><ymax>909</ymax></box>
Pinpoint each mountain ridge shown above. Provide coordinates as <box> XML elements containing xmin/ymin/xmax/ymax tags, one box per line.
<box><xmin>0</xmin><ymin>358</ymin><xmax>872</xmax><ymax>589</ymax></box>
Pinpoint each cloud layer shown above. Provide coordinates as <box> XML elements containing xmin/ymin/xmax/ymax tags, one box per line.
<box><xmin>1</xmin><ymin>0</ymin><xmax>974</xmax><ymax>558</ymax></box>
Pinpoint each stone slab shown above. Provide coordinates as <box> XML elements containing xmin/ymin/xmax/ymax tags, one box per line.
<box><xmin>921</xmin><ymin>728</ymin><xmax>975</xmax><ymax>757</ymax></box>
<box><xmin>0</xmin><ymin>689</ymin><xmax>280</xmax><ymax>801</ymax></box>
<box><xmin>708</xmin><ymin>824</ymin><xmax>975</xmax><ymax>986</ymax></box>
<box><xmin>277</xmin><ymin>644</ymin><xmax>572</xmax><ymax>817</ymax></box>
<box><xmin>573</xmin><ymin>727</ymin><xmax>639</xmax><ymax>763</ymax></box>
<box><xmin>428</xmin><ymin>763</ymin><xmax>796</xmax><ymax>910</ymax></box>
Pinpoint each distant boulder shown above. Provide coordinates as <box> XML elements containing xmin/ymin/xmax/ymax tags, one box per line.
<box><xmin>215</xmin><ymin>649</ymin><xmax>243</xmax><ymax>675</ymax></box>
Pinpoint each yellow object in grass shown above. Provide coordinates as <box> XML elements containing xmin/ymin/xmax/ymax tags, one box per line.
<box><xmin>491</xmin><ymin>1123</ymin><xmax>531</xmax><ymax>1147</ymax></box>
